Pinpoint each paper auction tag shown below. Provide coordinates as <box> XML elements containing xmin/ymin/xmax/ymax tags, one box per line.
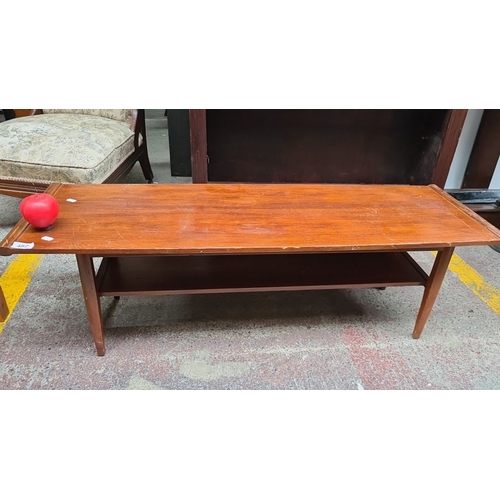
<box><xmin>10</xmin><ymin>242</ymin><xmax>35</xmax><ymax>249</ymax></box>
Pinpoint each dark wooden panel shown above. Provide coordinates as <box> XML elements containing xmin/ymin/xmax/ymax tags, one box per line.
<box><xmin>166</xmin><ymin>110</ymin><xmax>192</xmax><ymax>177</ymax></box>
<box><xmin>462</xmin><ymin>110</ymin><xmax>500</xmax><ymax>188</ymax></box>
<box><xmin>477</xmin><ymin>211</ymin><xmax>500</xmax><ymax>230</ymax></box>
<box><xmin>189</xmin><ymin>109</ymin><xmax>207</xmax><ymax>182</ymax></box>
<box><xmin>1</xmin><ymin>109</ymin><xmax>16</xmax><ymax>120</ymax></box>
<box><xmin>196</xmin><ymin>109</ymin><xmax>461</xmax><ymax>186</ymax></box>
<box><xmin>97</xmin><ymin>252</ymin><xmax>428</xmax><ymax>296</ymax></box>
<box><xmin>1</xmin><ymin>109</ymin><xmax>32</xmax><ymax>120</ymax></box>
<box><xmin>432</xmin><ymin>109</ymin><xmax>468</xmax><ymax>187</ymax></box>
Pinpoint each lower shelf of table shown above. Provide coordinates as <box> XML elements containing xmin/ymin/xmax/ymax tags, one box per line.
<box><xmin>95</xmin><ymin>251</ymin><xmax>428</xmax><ymax>297</ymax></box>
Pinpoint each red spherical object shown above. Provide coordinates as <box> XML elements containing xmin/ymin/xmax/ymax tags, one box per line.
<box><xmin>20</xmin><ymin>193</ymin><xmax>60</xmax><ymax>230</ymax></box>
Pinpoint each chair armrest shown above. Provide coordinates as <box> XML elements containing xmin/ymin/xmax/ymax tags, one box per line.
<box><xmin>133</xmin><ymin>110</ymin><xmax>145</xmax><ymax>149</ymax></box>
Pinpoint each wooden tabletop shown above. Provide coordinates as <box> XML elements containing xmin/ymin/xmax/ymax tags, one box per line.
<box><xmin>2</xmin><ymin>183</ymin><xmax>500</xmax><ymax>256</ymax></box>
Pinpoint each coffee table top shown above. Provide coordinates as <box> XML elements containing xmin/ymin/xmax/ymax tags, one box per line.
<box><xmin>2</xmin><ymin>183</ymin><xmax>500</xmax><ymax>256</ymax></box>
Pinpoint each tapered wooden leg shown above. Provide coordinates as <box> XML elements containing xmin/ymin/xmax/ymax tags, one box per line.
<box><xmin>0</xmin><ymin>285</ymin><xmax>9</xmax><ymax>322</ymax></box>
<box><xmin>76</xmin><ymin>255</ymin><xmax>105</xmax><ymax>356</ymax></box>
<box><xmin>139</xmin><ymin>151</ymin><xmax>154</xmax><ymax>182</ymax></box>
<box><xmin>412</xmin><ymin>247</ymin><xmax>455</xmax><ymax>339</ymax></box>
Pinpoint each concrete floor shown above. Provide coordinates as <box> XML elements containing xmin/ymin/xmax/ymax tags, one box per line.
<box><xmin>1</xmin><ymin>110</ymin><xmax>500</xmax><ymax>389</ymax></box>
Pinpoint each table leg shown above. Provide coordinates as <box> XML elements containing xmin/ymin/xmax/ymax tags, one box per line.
<box><xmin>412</xmin><ymin>247</ymin><xmax>455</xmax><ymax>339</ymax></box>
<box><xmin>0</xmin><ymin>285</ymin><xmax>9</xmax><ymax>322</ymax></box>
<box><xmin>76</xmin><ymin>254</ymin><xmax>105</xmax><ymax>356</ymax></box>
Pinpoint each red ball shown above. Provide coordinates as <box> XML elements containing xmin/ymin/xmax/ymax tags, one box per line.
<box><xmin>20</xmin><ymin>193</ymin><xmax>60</xmax><ymax>230</ymax></box>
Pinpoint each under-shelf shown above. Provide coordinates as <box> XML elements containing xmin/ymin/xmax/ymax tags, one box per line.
<box><xmin>96</xmin><ymin>252</ymin><xmax>428</xmax><ymax>297</ymax></box>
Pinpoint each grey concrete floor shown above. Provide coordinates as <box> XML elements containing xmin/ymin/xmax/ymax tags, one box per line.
<box><xmin>1</xmin><ymin>110</ymin><xmax>500</xmax><ymax>389</ymax></box>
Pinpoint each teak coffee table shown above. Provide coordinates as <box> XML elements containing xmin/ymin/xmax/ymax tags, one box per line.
<box><xmin>1</xmin><ymin>183</ymin><xmax>500</xmax><ymax>356</ymax></box>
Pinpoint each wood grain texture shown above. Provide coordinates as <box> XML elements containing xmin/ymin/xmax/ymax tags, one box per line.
<box><xmin>76</xmin><ymin>255</ymin><xmax>105</xmax><ymax>355</ymax></box>
<box><xmin>429</xmin><ymin>184</ymin><xmax>500</xmax><ymax>236</ymax></box>
<box><xmin>1</xmin><ymin>183</ymin><xmax>500</xmax><ymax>256</ymax></box>
<box><xmin>413</xmin><ymin>247</ymin><xmax>455</xmax><ymax>339</ymax></box>
<box><xmin>475</xmin><ymin>211</ymin><xmax>500</xmax><ymax>230</ymax></box>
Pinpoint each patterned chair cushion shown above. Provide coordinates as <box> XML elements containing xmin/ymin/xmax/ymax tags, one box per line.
<box><xmin>42</xmin><ymin>109</ymin><xmax>135</xmax><ymax>129</ymax></box>
<box><xmin>0</xmin><ymin>113</ymin><xmax>138</xmax><ymax>184</ymax></box>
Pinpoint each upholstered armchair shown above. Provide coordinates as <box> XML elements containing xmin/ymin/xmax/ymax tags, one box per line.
<box><xmin>0</xmin><ymin>109</ymin><xmax>154</xmax><ymax>197</ymax></box>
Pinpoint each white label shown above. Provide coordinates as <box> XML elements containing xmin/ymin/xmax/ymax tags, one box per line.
<box><xmin>41</xmin><ymin>236</ymin><xmax>54</xmax><ymax>242</ymax></box>
<box><xmin>11</xmin><ymin>242</ymin><xmax>35</xmax><ymax>249</ymax></box>
<box><xmin>66</xmin><ymin>198</ymin><xmax>77</xmax><ymax>203</ymax></box>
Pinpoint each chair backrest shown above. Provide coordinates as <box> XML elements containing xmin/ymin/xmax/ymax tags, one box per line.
<box><xmin>42</xmin><ymin>109</ymin><xmax>135</xmax><ymax>129</ymax></box>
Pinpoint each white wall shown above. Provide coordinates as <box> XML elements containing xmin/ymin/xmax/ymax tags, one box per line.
<box><xmin>489</xmin><ymin>156</ymin><xmax>500</xmax><ymax>189</ymax></box>
<box><xmin>445</xmin><ymin>109</ymin><xmax>484</xmax><ymax>189</ymax></box>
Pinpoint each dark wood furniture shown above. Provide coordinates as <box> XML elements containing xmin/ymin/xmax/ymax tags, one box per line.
<box><xmin>0</xmin><ymin>109</ymin><xmax>154</xmax><ymax>198</ymax></box>
<box><xmin>447</xmin><ymin>189</ymin><xmax>500</xmax><ymax>230</ymax></box>
<box><xmin>1</xmin><ymin>182</ymin><xmax>499</xmax><ymax>356</ymax></box>
<box><xmin>0</xmin><ymin>285</ymin><xmax>7</xmax><ymax>321</ymax></box>
<box><xmin>448</xmin><ymin>110</ymin><xmax>500</xmax><ymax>230</ymax></box>
<box><xmin>186</xmin><ymin>110</ymin><xmax>467</xmax><ymax>186</ymax></box>
<box><xmin>1</xmin><ymin>109</ymin><xmax>36</xmax><ymax>120</ymax></box>
<box><xmin>1</xmin><ymin>110</ymin><xmax>16</xmax><ymax>120</ymax></box>
<box><xmin>462</xmin><ymin>110</ymin><xmax>500</xmax><ymax>189</ymax></box>
<box><xmin>186</xmin><ymin>108</ymin><xmax>500</xmax><ymax>228</ymax></box>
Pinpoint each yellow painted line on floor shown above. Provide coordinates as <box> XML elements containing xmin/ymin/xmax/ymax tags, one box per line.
<box><xmin>3</xmin><ymin>250</ymin><xmax>499</xmax><ymax>334</ymax></box>
<box><xmin>0</xmin><ymin>254</ymin><xmax>45</xmax><ymax>334</ymax></box>
<box><xmin>434</xmin><ymin>251</ymin><xmax>500</xmax><ymax>315</ymax></box>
